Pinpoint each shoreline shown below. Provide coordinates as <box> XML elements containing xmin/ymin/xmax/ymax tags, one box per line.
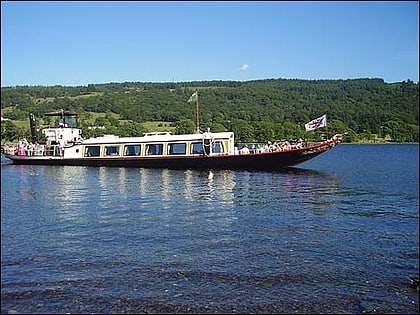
<box><xmin>342</xmin><ymin>141</ymin><xmax>419</xmax><ymax>144</ymax></box>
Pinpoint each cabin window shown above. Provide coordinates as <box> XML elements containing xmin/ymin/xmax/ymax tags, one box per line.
<box><xmin>168</xmin><ymin>143</ymin><xmax>186</xmax><ymax>155</ymax></box>
<box><xmin>213</xmin><ymin>141</ymin><xmax>223</xmax><ymax>153</ymax></box>
<box><xmin>124</xmin><ymin>145</ymin><xmax>141</xmax><ymax>156</ymax></box>
<box><xmin>146</xmin><ymin>143</ymin><xmax>163</xmax><ymax>155</ymax></box>
<box><xmin>191</xmin><ymin>142</ymin><xmax>204</xmax><ymax>154</ymax></box>
<box><xmin>105</xmin><ymin>145</ymin><xmax>120</xmax><ymax>156</ymax></box>
<box><xmin>84</xmin><ymin>146</ymin><xmax>100</xmax><ymax>157</ymax></box>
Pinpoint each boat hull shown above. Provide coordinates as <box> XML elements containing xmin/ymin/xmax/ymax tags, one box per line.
<box><xmin>3</xmin><ymin>138</ymin><xmax>340</xmax><ymax>170</ymax></box>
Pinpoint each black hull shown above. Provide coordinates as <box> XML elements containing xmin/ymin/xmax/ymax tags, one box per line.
<box><xmin>4</xmin><ymin>139</ymin><xmax>340</xmax><ymax>170</ymax></box>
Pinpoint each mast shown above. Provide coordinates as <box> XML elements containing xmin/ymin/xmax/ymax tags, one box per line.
<box><xmin>195</xmin><ymin>89</ymin><xmax>200</xmax><ymax>133</ymax></box>
<box><xmin>187</xmin><ymin>90</ymin><xmax>200</xmax><ymax>133</ymax></box>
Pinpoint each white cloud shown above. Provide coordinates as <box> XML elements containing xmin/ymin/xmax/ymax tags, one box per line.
<box><xmin>237</xmin><ymin>64</ymin><xmax>249</xmax><ymax>72</ymax></box>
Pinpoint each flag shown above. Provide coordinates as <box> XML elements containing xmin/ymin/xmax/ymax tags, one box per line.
<box><xmin>188</xmin><ymin>91</ymin><xmax>197</xmax><ymax>104</ymax></box>
<box><xmin>305</xmin><ymin>114</ymin><xmax>327</xmax><ymax>131</ymax></box>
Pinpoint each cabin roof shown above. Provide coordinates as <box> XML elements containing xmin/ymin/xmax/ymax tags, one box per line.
<box><xmin>82</xmin><ymin>131</ymin><xmax>234</xmax><ymax>144</ymax></box>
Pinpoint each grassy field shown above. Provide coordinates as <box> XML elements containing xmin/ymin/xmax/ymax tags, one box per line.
<box><xmin>32</xmin><ymin>92</ymin><xmax>104</xmax><ymax>104</ymax></box>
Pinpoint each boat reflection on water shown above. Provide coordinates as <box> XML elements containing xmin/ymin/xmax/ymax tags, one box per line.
<box><xmin>6</xmin><ymin>162</ymin><xmax>342</xmax><ymax>231</ymax></box>
<box><xmin>9</xmin><ymin>163</ymin><xmax>341</xmax><ymax>212</ymax></box>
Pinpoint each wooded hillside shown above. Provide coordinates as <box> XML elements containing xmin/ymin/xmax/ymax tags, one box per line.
<box><xmin>1</xmin><ymin>78</ymin><xmax>418</xmax><ymax>143</ymax></box>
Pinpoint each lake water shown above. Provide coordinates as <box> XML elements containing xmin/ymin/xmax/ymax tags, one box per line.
<box><xmin>1</xmin><ymin>144</ymin><xmax>419</xmax><ymax>314</ymax></box>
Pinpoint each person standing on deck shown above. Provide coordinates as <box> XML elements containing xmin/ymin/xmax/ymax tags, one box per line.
<box><xmin>58</xmin><ymin>135</ymin><xmax>66</xmax><ymax>157</ymax></box>
<box><xmin>203</xmin><ymin>127</ymin><xmax>213</xmax><ymax>156</ymax></box>
<box><xmin>17</xmin><ymin>139</ymin><xmax>26</xmax><ymax>156</ymax></box>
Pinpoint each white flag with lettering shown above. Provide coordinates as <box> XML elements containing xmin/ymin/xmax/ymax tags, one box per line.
<box><xmin>305</xmin><ymin>114</ymin><xmax>327</xmax><ymax>131</ymax></box>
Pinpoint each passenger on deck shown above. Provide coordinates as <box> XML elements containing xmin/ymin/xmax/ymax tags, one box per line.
<box><xmin>27</xmin><ymin>142</ymin><xmax>34</xmax><ymax>156</ymax></box>
<box><xmin>58</xmin><ymin>135</ymin><xmax>66</xmax><ymax>156</ymax></box>
<box><xmin>296</xmin><ymin>138</ymin><xmax>304</xmax><ymax>148</ymax></box>
<box><xmin>240</xmin><ymin>145</ymin><xmax>250</xmax><ymax>154</ymax></box>
<box><xmin>203</xmin><ymin>127</ymin><xmax>213</xmax><ymax>156</ymax></box>
<box><xmin>17</xmin><ymin>138</ymin><xmax>28</xmax><ymax>156</ymax></box>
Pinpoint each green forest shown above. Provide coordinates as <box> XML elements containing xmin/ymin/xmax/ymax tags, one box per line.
<box><xmin>1</xmin><ymin>78</ymin><xmax>419</xmax><ymax>144</ymax></box>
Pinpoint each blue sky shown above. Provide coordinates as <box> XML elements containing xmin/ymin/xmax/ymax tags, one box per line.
<box><xmin>1</xmin><ymin>1</ymin><xmax>419</xmax><ymax>87</ymax></box>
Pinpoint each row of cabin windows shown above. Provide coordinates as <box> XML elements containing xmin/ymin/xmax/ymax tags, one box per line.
<box><xmin>84</xmin><ymin>141</ymin><xmax>224</xmax><ymax>157</ymax></box>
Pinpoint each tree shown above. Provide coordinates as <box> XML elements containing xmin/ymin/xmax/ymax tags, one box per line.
<box><xmin>231</xmin><ymin>119</ymin><xmax>254</xmax><ymax>143</ymax></box>
<box><xmin>383</xmin><ymin>120</ymin><xmax>404</xmax><ymax>142</ymax></box>
<box><xmin>175</xmin><ymin>119</ymin><xmax>196</xmax><ymax>135</ymax></box>
<box><xmin>1</xmin><ymin>120</ymin><xmax>21</xmax><ymax>142</ymax></box>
